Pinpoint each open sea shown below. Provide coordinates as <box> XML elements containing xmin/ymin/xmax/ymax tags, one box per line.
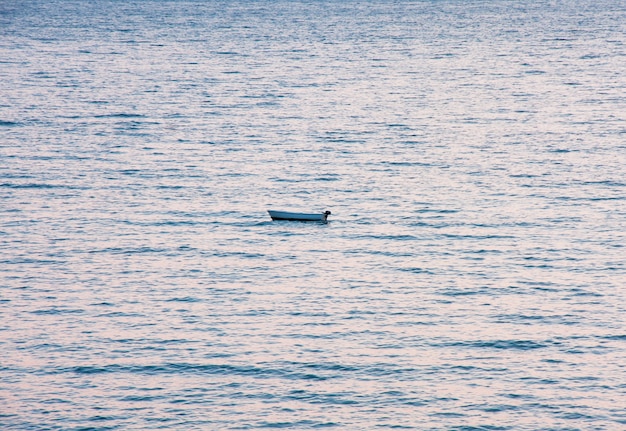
<box><xmin>1</xmin><ymin>0</ymin><xmax>625</xmax><ymax>429</ymax></box>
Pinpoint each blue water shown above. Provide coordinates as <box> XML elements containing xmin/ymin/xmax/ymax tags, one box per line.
<box><xmin>1</xmin><ymin>0</ymin><xmax>625</xmax><ymax>429</ymax></box>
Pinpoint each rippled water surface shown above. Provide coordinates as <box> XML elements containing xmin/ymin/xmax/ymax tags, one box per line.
<box><xmin>1</xmin><ymin>0</ymin><xmax>625</xmax><ymax>429</ymax></box>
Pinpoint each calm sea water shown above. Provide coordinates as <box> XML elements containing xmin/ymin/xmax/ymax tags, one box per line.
<box><xmin>1</xmin><ymin>0</ymin><xmax>625</xmax><ymax>429</ymax></box>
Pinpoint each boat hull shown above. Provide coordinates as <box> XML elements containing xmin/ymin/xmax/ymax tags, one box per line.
<box><xmin>268</xmin><ymin>210</ymin><xmax>331</xmax><ymax>222</ymax></box>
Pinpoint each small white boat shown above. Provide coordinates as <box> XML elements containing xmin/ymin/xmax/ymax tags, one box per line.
<box><xmin>268</xmin><ymin>210</ymin><xmax>331</xmax><ymax>222</ymax></box>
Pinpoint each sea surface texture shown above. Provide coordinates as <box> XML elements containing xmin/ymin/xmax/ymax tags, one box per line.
<box><xmin>1</xmin><ymin>1</ymin><xmax>625</xmax><ymax>430</ymax></box>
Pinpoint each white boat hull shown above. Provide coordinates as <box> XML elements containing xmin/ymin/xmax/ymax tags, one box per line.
<box><xmin>268</xmin><ymin>210</ymin><xmax>331</xmax><ymax>222</ymax></box>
